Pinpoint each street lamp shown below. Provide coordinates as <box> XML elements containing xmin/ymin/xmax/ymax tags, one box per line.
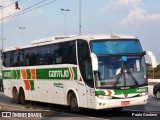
<box><xmin>60</xmin><ymin>9</ymin><xmax>70</xmax><ymax>35</ymax></box>
<box><xmin>18</xmin><ymin>27</ymin><xmax>26</xmax><ymax>46</ymax></box>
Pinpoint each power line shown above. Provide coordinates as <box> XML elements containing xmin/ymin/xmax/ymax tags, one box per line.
<box><xmin>1</xmin><ymin>0</ymin><xmax>56</xmax><ymax>20</ymax></box>
<box><xmin>3</xmin><ymin>0</ymin><xmax>22</xmax><ymax>8</ymax></box>
<box><xmin>3</xmin><ymin>0</ymin><xmax>47</xmax><ymax>19</ymax></box>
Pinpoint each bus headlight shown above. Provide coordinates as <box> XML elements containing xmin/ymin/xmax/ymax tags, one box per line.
<box><xmin>98</xmin><ymin>95</ymin><xmax>112</xmax><ymax>99</ymax></box>
<box><xmin>139</xmin><ymin>92</ymin><xmax>147</xmax><ymax>96</ymax></box>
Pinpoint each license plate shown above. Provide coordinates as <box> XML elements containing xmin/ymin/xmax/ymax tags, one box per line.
<box><xmin>121</xmin><ymin>101</ymin><xmax>130</xmax><ymax>105</ymax></box>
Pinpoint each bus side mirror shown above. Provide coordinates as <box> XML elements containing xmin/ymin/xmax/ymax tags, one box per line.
<box><xmin>91</xmin><ymin>53</ymin><xmax>98</xmax><ymax>71</ymax></box>
<box><xmin>146</xmin><ymin>50</ymin><xmax>157</xmax><ymax>68</ymax></box>
<box><xmin>142</xmin><ymin>51</ymin><xmax>146</xmax><ymax>56</ymax></box>
<box><xmin>150</xmin><ymin>56</ymin><xmax>157</xmax><ymax>68</ymax></box>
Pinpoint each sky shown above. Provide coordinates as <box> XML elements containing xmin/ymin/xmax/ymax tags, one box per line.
<box><xmin>0</xmin><ymin>0</ymin><xmax>160</xmax><ymax>64</ymax></box>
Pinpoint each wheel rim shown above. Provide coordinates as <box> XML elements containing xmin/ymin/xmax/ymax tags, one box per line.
<box><xmin>156</xmin><ymin>91</ymin><xmax>160</xmax><ymax>99</ymax></box>
<box><xmin>13</xmin><ymin>89</ymin><xmax>18</xmax><ymax>100</ymax></box>
<box><xmin>71</xmin><ymin>97</ymin><xmax>77</xmax><ymax>109</ymax></box>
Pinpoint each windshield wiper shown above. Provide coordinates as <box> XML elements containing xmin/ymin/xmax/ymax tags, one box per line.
<box><xmin>113</xmin><ymin>66</ymin><xmax>139</xmax><ymax>87</ymax></box>
<box><xmin>125</xmin><ymin>68</ymin><xmax>139</xmax><ymax>85</ymax></box>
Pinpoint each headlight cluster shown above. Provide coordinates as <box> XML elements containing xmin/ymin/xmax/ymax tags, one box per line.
<box><xmin>139</xmin><ymin>92</ymin><xmax>148</xmax><ymax>96</ymax></box>
<box><xmin>98</xmin><ymin>95</ymin><xmax>112</xmax><ymax>99</ymax></box>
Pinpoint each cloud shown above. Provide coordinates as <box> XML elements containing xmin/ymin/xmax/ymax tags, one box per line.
<box><xmin>0</xmin><ymin>0</ymin><xmax>20</xmax><ymax>22</ymax></box>
<box><xmin>103</xmin><ymin>0</ymin><xmax>160</xmax><ymax>27</ymax></box>
<box><xmin>120</xmin><ymin>7</ymin><xmax>160</xmax><ymax>26</ymax></box>
<box><xmin>103</xmin><ymin>0</ymin><xmax>142</xmax><ymax>11</ymax></box>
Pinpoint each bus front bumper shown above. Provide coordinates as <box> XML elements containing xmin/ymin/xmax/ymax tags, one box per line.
<box><xmin>94</xmin><ymin>95</ymin><xmax>148</xmax><ymax>110</ymax></box>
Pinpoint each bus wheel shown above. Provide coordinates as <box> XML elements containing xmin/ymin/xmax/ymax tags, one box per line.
<box><xmin>20</xmin><ymin>89</ymin><xmax>26</xmax><ymax>105</ymax></box>
<box><xmin>12</xmin><ymin>87</ymin><xmax>20</xmax><ymax>104</ymax></box>
<box><xmin>112</xmin><ymin>107</ymin><xmax>123</xmax><ymax>112</ymax></box>
<box><xmin>69</xmin><ymin>92</ymin><xmax>79</xmax><ymax>112</ymax></box>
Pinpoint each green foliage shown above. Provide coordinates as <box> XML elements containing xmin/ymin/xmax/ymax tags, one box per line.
<box><xmin>147</xmin><ymin>63</ymin><xmax>160</xmax><ymax>79</ymax></box>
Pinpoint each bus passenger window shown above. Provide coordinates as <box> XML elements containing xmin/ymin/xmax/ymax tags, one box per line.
<box><xmin>62</xmin><ymin>41</ymin><xmax>77</xmax><ymax>64</ymax></box>
<box><xmin>56</xmin><ymin>50</ymin><xmax>62</xmax><ymax>64</ymax></box>
<box><xmin>13</xmin><ymin>51</ymin><xmax>20</xmax><ymax>67</ymax></box>
<box><xmin>3</xmin><ymin>52</ymin><xmax>11</xmax><ymax>67</ymax></box>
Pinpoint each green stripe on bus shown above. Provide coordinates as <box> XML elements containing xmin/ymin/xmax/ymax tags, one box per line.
<box><xmin>36</xmin><ymin>67</ymin><xmax>77</xmax><ymax>80</ymax></box>
<box><xmin>2</xmin><ymin>70</ymin><xmax>20</xmax><ymax>79</ymax></box>
<box><xmin>26</xmin><ymin>69</ymin><xmax>31</xmax><ymax>79</ymax></box>
<box><xmin>72</xmin><ymin>67</ymin><xmax>78</xmax><ymax>80</ymax></box>
<box><xmin>3</xmin><ymin>67</ymin><xmax>78</xmax><ymax>80</ymax></box>
<box><xmin>95</xmin><ymin>87</ymin><xmax>148</xmax><ymax>96</ymax></box>
<box><xmin>29</xmin><ymin>80</ymin><xmax>35</xmax><ymax>90</ymax></box>
<box><xmin>114</xmin><ymin>87</ymin><xmax>148</xmax><ymax>95</ymax></box>
<box><xmin>95</xmin><ymin>91</ymin><xmax>105</xmax><ymax>96</ymax></box>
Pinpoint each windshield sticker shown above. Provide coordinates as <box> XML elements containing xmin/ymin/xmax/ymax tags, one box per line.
<box><xmin>122</xmin><ymin>56</ymin><xmax>127</xmax><ymax>61</ymax></box>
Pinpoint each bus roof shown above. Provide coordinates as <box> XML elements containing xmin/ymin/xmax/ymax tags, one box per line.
<box><xmin>3</xmin><ymin>34</ymin><xmax>138</xmax><ymax>52</ymax></box>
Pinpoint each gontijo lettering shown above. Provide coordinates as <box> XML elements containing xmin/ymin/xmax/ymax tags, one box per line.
<box><xmin>49</xmin><ymin>70</ymin><xmax>69</xmax><ymax>78</ymax></box>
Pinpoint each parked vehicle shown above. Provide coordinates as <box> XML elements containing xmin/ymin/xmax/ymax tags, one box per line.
<box><xmin>0</xmin><ymin>78</ymin><xmax>3</xmax><ymax>91</ymax></box>
<box><xmin>153</xmin><ymin>82</ymin><xmax>160</xmax><ymax>99</ymax></box>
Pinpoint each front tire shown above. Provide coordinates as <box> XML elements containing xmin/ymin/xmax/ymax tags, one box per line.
<box><xmin>69</xmin><ymin>93</ymin><xmax>79</xmax><ymax>112</ymax></box>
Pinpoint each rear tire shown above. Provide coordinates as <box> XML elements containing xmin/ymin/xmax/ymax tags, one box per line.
<box><xmin>69</xmin><ymin>92</ymin><xmax>79</xmax><ymax>112</ymax></box>
<box><xmin>20</xmin><ymin>89</ymin><xmax>27</xmax><ymax>105</ymax></box>
<box><xmin>156</xmin><ymin>90</ymin><xmax>160</xmax><ymax>100</ymax></box>
<box><xmin>12</xmin><ymin>87</ymin><xmax>20</xmax><ymax>104</ymax></box>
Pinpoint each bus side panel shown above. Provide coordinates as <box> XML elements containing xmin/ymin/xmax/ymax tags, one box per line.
<box><xmin>77</xmin><ymin>80</ymin><xmax>88</xmax><ymax>108</ymax></box>
<box><xmin>32</xmin><ymin>80</ymin><xmax>52</xmax><ymax>103</ymax></box>
<box><xmin>3</xmin><ymin>80</ymin><xmax>13</xmax><ymax>98</ymax></box>
<box><xmin>52</xmin><ymin>80</ymin><xmax>66</xmax><ymax>105</ymax></box>
<box><xmin>86</xmin><ymin>86</ymin><xmax>95</xmax><ymax>109</ymax></box>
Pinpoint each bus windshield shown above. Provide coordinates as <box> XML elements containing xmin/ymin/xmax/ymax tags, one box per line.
<box><xmin>90</xmin><ymin>39</ymin><xmax>147</xmax><ymax>88</ymax></box>
<box><xmin>91</xmin><ymin>39</ymin><xmax>142</xmax><ymax>54</ymax></box>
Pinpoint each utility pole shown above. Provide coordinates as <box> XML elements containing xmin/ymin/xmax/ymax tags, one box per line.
<box><xmin>0</xmin><ymin>6</ymin><xmax>3</xmax><ymax>74</ymax></box>
<box><xmin>79</xmin><ymin>0</ymin><xmax>82</xmax><ymax>35</ymax></box>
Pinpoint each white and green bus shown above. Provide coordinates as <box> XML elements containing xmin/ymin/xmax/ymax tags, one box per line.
<box><xmin>2</xmin><ymin>34</ymin><xmax>148</xmax><ymax>112</ymax></box>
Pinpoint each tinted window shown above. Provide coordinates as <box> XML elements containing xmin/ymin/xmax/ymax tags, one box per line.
<box><xmin>20</xmin><ymin>50</ymin><xmax>25</xmax><ymax>66</ymax></box>
<box><xmin>3</xmin><ymin>41</ymin><xmax>77</xmax><ymax>67</ymax></box>
<box><xmin>39</xmin><ymin>45</ymin><xmax>51</xmax><ymax>65</ymax></box>
<box><xmin>24</xmin><ymin>47</ymin><xmax>39</xmax><ymax>66</ymax></box>
<box><xmin>62</xmin><ymin>41</ymin><xmax>77</xmax><ymax>64</ymax></box>
<box><xmin>3</xmin><ymin>52</ymin><xmax>11</xmax><ymax>67</ymax></box>
<box><xmin>91</xmin><ymin>39</ymin><xmax>142</xmax><ymax>54</ymax></box>
<box><xmin>13</xmin><ymin>50</ymin><xmax>20</xmax><ymax>67</ymax></box>
<box><xmin>77</xmin><ymin>40</ymin><xmax>93</xmax><ymax>87</ymax></box>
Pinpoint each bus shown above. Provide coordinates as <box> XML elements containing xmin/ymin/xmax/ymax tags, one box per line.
<box><xmin>2</xmin><ymin>34</ymin><xmax>148</xmax><ymax>112</ymax></box>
